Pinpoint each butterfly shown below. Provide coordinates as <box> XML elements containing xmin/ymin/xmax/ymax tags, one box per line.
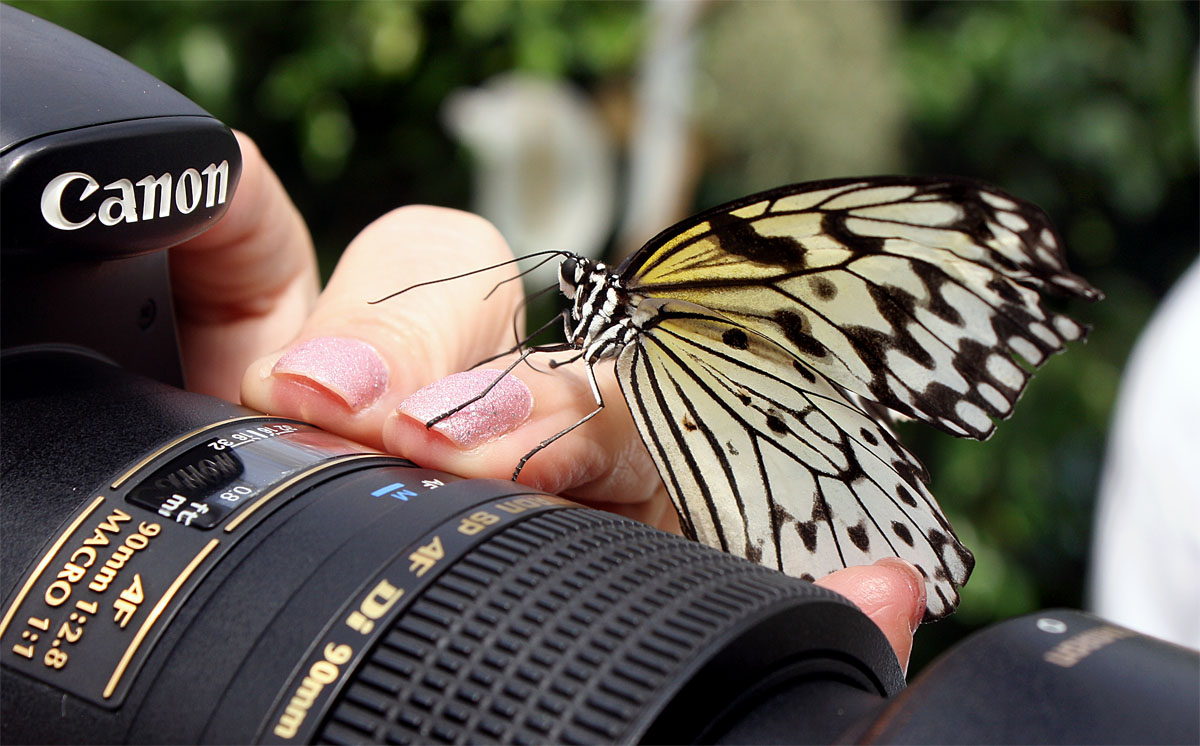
<box><xmin>392</xmin><ymin>176</ymin><xmax>1101</xmax><ymax>621</ymax></box>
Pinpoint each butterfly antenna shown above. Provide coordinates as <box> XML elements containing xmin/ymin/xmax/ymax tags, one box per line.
<box><xmin>369</xmin><ymin>250</ymin><xmax>571</xmax><ymax>304</ymax></box>
<box><xmin>484</xmin><ymin>254</ymin><xmax>566</xmax><ymax>301</ymax></box>
<box><xmin>511</xmin><ymin>299</ymin><xmax>551</xmax><ymax>375</ymax></box>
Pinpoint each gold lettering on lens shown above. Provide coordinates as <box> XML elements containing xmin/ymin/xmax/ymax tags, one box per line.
<box><xmin>87</xmin><ymin>521</ymin><xmax>160</xmax><ymax>593</ymax></box>
<box><xmin>408</xmin><ymin>536</ymin><xmax>444</xmax><ymax>578</ymax></box>
<box><xmin>4</xmin><ymin>503</ymin><xmax>164</xmax><ymax>678</ymax></box>
<box><xmin>495</xmin><ymin>495</ymin><xmax>553</xmax><ymax>514</ymax></box>
<box><xmin>345</xmin><ymin>579</ymin><xmax>405</xmax><ymax>635</ymax></box>
<box><xmin>456</xmin><ymin>509</ymin><xmax>500</xmax><ymax>536</ymax></box>
<box><xmin>103</xmin><ymin>538</ymin><xmax>219</xmax><ymax>699</ymax></box>
<box><xmin>43</xmin><ymin>507</ymin><xmax>132</xmax><ymax>607</ymax></box>
<box><xmin>272</xmin><ymin>642</ymin><xmax>354</xmax><ymax>739</ymax></box>
<box><xmin>1043</xmin><ymin>625</ymin><xmax>1135</xmax><ymax>668</ymax></box>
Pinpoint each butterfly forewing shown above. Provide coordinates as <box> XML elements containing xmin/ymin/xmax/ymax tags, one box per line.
<box><xmin>620</xmin><ymin>177</ymin><xmax>1099</xmax><ymax>441</ymax></box>
<box><xmin>618</xmin><ymin>299</ymin><xmax>973</xmax><ymax>619</ymax></box>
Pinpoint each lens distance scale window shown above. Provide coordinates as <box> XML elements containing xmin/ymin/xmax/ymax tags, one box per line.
<box><xmin>124</xmin><ymin>421</ymin><xmax>376</xmax><ymax>530</ymax></box>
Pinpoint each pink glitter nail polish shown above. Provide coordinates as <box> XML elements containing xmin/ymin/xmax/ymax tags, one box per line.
<box><xmin>272</xmin><ymin>337</ymin><xmax>389</xmax><ymax>411</ymax></box>
<box><xmin>398</xmin><ymin>369</ymin><xmax>532</xmax><ymax>448</ymax></box>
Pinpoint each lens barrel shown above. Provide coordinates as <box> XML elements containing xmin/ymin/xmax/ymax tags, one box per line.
<box><xmin>1</xmin><ymin>348</ymin><xmax>903</xmax><ymax>744</ymax></box>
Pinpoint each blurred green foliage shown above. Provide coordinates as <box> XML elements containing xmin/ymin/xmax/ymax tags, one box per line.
<box><xmin>12</xmin><ymin>1</ymin><xmax>1197</xmax><ymax>671</ymax></box>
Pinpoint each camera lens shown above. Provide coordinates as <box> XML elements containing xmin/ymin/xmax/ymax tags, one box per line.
<box><xmin>2</xmin><ymin>348</ymin><xmax>903</xmax><ymax>744</ymax></box>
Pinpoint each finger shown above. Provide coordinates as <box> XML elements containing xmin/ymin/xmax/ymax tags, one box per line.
<box><xmin>170</xmin><ymin>131</ymin><xmax>319</xmax><ymax>401</ymax></box>
<box><xmin>383</xmin><ymin>358</ymin><xmax>681</xmax><ymax>534</ymax></box>
<box><xmin>241</xmin><ymin>205</ymin><xmax>523</xmax><ymax>450</ymax></box>
<box><xmin>815</xmin><ymin>558</ymin><xmax>926</xmax><ymax>673</ymax></box>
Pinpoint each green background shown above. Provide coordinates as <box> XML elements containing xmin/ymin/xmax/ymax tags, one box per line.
<box><xmin>13</xmin><ymin>0</ymin><xmax>1197</xmax><ymax>671</ymax></box>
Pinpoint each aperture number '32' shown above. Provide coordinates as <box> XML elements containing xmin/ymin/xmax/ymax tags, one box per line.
<box><xmin>401</xmin><ymin>175</ymin><xmax>1102</xmax><ymax>622</ymax></box>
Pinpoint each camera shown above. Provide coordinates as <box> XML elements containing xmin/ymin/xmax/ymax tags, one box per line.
<box><xmin>2</xmin><ymin>6</ymin><xmax>1196</xmax><ymax>744</ymax></box>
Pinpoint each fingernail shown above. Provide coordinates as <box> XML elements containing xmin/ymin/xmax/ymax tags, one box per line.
<box><xmin>272</xmin><ymin>337</ymin><xmax>389</xmax><ymax>411</ymax></box>
<box><xmin>398</xmin><ymin>369</ymin><xmax>532</xmax><ymax>448</ymax></box>
<box><xmin>876</xmin><ymin>558</ymin><xmax>927</xmax><ymax>633</ymax></box>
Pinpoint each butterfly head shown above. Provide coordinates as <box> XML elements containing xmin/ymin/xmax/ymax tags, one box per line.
<box><xmin>557</xmin><ymin>255</ymin><xmax>588</xmax><ymax>300</ymax></box>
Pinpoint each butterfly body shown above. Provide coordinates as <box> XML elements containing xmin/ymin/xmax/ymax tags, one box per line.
<box><xmin>471</xmin><ymin>176</ymin><xmax>1098</xmax><ymax>620</ymax></box>
<box><xmin>558</xmin><ymin>258</ymin><xmax>637</xmax><ymax>363</ymax></box>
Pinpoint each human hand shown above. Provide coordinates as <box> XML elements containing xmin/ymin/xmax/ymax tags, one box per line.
<box><xmin>173</xmin><ymin>131</ymin><xmax>925</xmax><ymax>672</ymax></box>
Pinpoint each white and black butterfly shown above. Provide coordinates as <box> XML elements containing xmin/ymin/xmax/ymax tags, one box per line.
<box><xmin>395</xmin><ymin>176</ymin><xmax>1101</xmax><ymax>621</ymax></box>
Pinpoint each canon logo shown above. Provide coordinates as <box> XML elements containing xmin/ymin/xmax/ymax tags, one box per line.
<box><xmin>40</xmin><ymin>161</ymin><xmax>231</xmax><ymax>231</ymax></box>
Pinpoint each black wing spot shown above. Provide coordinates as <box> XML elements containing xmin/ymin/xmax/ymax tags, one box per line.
<box><xmin>799</xmin><ymin>573</ymin><xmax>816</xmax><ymax>582</ymax></box>
<box><xmin>792</xmin><ymin>360</ymin><xmax>817</xmax><ymax>384</ymax></box>
<box><xmin>928</xmin><ymin>528</ymin><xmax>949</xmax><ymax>555</ymax></box>
<box><xmin>859</xmin><ymin>427</ymin><xmax>879</xmax><ymax>446</ymax></box>
<box><xmin>797</xmin><ymin>522</ymin><xmax>818</xmax><ymax>552</ymax></box>
<box><xmin>722</xmin><ymin>328</ymin><xmax>750</xmax><ymax>350</ymax></box>
<box><xmin>736</xmin><ymin>390</ymin><xmax>752</xmax><ymax>405</ymax></box>
<box><xmin>766</xmin><ymin>413</ymin><xmax>789</xmax><ymax>435</ymax></box>
<box><xmin>847</xmin><ymin>522</ymin><xmax>871</xmax><ymax>552</ymax></box>
<box><xmin>920</xmin><ymin>381</ymin><xmax>965</xmax><ymax>423</ymax></box>
<box><xmin>986</xmin><ymin>249</ymin><xmax>1022</xmax><ymax>273</ymax></box>
<box><xmin>745</xmin><ymin>543</ymin><xmax>763</xmax><ymax>564</ymax></box>
<box><xmin>811</xmin><ymin>494</ymin><xmax>833</xmax><ymax>522</ymax></box>
<box><xmin>987</xmin><ymin>276</ymin><xmax>1023</xmax><ymax>304</ymax></box>
<box><xmin>775</xmin><ymin>310</ymin><xmax>828</xmax><ymax>359</ymax></box>
<box><xmin>891</xmin><ymin>521</ymin><xmax>914</xmax><ymax>546</ymax></box>
<box><xmin>725</xmin><ymin>441</ymin><xmax>739</xmax><ymax>456</ymax></box>
<box><xmin>892</xmin><ymin>459</ymin><xmax>927</xmax><ymax>490</ymax></box>
<box><xmin>681</xmin><ymin>415</ymin><xmax>698</xmax><ymax>431</ymax></box>
<box><xmin>895</xmin><ymin>484</ymin><xmax>918</xmax><ymax>507</ymax></box>
<box><xmin>810</xmin><ymin>276</ymin><xmax>838</xmax><ymax>300</ymax></box>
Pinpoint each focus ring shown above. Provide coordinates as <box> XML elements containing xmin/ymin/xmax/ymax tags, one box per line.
<box><xmin>316</xmin><ymin>507</ymin><xmax>841</xmax><ymax>745</ymax></box>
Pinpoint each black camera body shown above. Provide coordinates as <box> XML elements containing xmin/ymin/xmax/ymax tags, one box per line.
<box><xmin>2</xmin><ymin>6</ymin><xmax>1196</xmax><ymax>744</ymax></box>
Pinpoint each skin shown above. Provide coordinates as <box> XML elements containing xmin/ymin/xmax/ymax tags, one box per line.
<box><xmin>172</xmin><ymin>131</ymin><xmax>926</xmax><ymax>673</ymax></box>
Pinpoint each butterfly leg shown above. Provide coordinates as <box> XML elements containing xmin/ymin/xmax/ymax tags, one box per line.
<box><xmin>511</xmin><ymin>302</ymin><xmax>572</xmax><ymax>375</ymax></box>
<box><xmin>548</xmin><ymin>352</ymin><xmax>584</xmax><ymax>369</ymax></box>
<box><xmin>512</xmin><ymin>361</ymin><xmax>606</xmax><ymax>481</ymax></box>
<box><xmin>468</xmin><ymin>311</ymin><xmax>571</xmax><ymax>369</ymax></box>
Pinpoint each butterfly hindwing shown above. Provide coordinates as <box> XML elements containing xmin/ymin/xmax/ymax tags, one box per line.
<box><xmin>617</xmin><ymin>298</ymin><xmax>973</xmax><ymax>619</ymax></box>
<box><xmin>621</xmin><ymin>177</ymin><xmax>1101</xmax><ymax>440</ymax></box>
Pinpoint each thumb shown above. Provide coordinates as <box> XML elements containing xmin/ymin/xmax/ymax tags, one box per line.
<box><xmin>816</xmin><ymin>558</ymin><xmax>927</xmax><ymax>673</ymax></box>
